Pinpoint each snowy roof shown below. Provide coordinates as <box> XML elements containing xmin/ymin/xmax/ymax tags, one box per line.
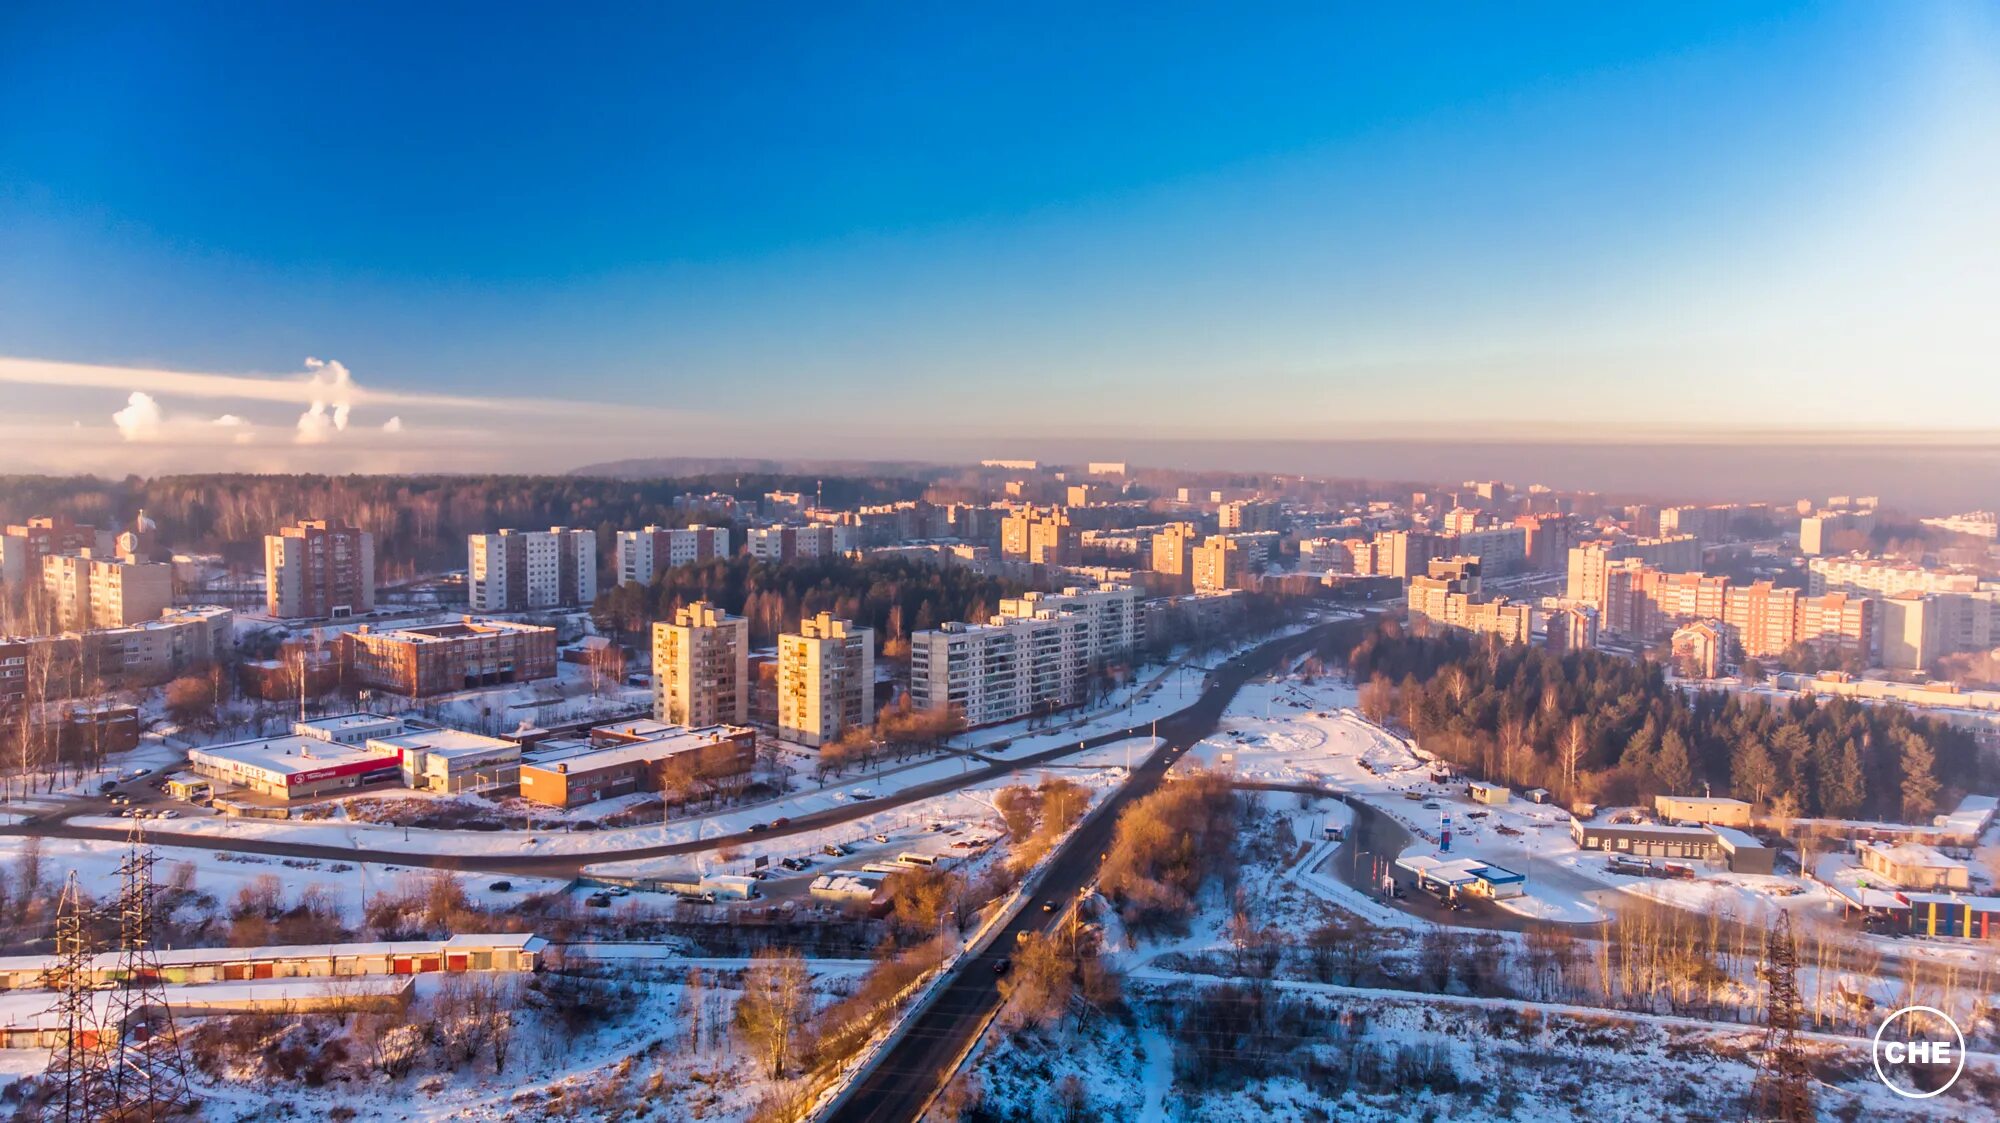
<box><xmin>529</xmin><ymin>725</ymin><xmax>750</xmax><ymax>775</ymax></box>
<box><xmin>296</xmin><ymin>712</ymin><xmax>405</xmax><ymax>737</ymax></box>
<box><xmin>0</xmin><ymin>932</ymin><xmax>545</xmax><ymax>977</ymax></box>
<box><xmin>1935</xmin><ymin>794</ymin><xmax>1998</xmax><ymax>838</ymax></box>
<box><xmin>371</xmin><ymin>728</ymin><xmax>519</xmax><ymax>760</ymax></box>
<box><xmin>1859</xmin><ymin>841</ymin><xmax>1965</xmax><ymax>870</ymax></box>
<box><xmin>189</xmin><ymin>733</ymin><xmax>401</xmax><ymax>779</ymax></box>
<box><xmin>1709</xmin><ymin>826</ymin><xmax>1766</xmax><ymax>851</ymax></box>
<box><xmin>1900</xmin><ymin>891</ymin><xmax>2000</xmax><ymax>910</ymax></box>
<box><xmin>0</xmin><ymin>977</ymin><xmax>414</xmax><ymax>1030</ymax></box>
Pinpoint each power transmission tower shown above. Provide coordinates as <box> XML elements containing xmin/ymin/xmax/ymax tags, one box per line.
<box><xmin>42</xmin><ymin>872</ymin><xmax>103</xmax><ymax>1123</ymax></box>
<box><xmin>1758</xmin><ymin>908</ymin><xmax>1813</xmax><ymax>1123</ymax></box>
<box><xmin>94</xmin><ymin>822</ymin><xmax>195</xmax><ymax>1122</ymax></box>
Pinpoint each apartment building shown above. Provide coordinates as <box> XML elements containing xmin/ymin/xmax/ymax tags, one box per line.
<box><xmin>1191</xmin><ymin>535</ymin><xmax>1248</xmax><ymax>591</ymax></box>
<box><xmin>265</xmin><ymin>520</ymin><xmax>375</xmax><ymax>619</ymax></box>
<box><xmin>1543</xmin><ymin>604</ymin><xmax>1598</xmax><ymax>654</ymax></box>
<box><xmin>1148</xmin><ymin>523</ymin><xmax>1201</xmax><ymax>586</ymax></box>
<box><xmin>41</xmin><ymin>550</ymin><xmax>173</xmax><ymax>631</ymax></box>
<box><xmin>1671</xmin><ymin>621</ymin><xmax>1727</xmax><ymax>678</ymax></box>
<box><xmin>997</xmin><ymin>584</ymin><xmax>1140</xmax><ymax>664</ymax></box>
<box><xmin>653</xmin><ymin>600</ymin><xmax>749</xmax><ymax>726</ymax></box>
<box><xmin>342</xmin><ymin>617</ymin><xmax>558</xmax><ymax>697</ymax></box>
<box><xmin>777</xmin><ymin>613</ymin><xmax>875</xmax><ymax>747</ymax></box>
<box><xmin>747</xmin><ymin>524</ymin><xmax>858</xmax><ymax>563</ymax></box>
<box><xmin>1564</xmin><ymin>536</ymin><xmax>1703</xmax><ymax>608</ymax></box>
<box><xmin>0</xmin><ymin>640</ymin><xmax>26</xmax><ymax>722</ymax></box>
<box><xmin>1371</xmin><ymin>530</ymin><xmax>1440</xmax><ymax>579</ymax></box>
<box><xmin>1000</xmin><ymin>507</ymin><xmax>1078</xmax><ymax>565</ymax></box>
<box><xmin>614</xmin><ymin>525</ymin><xmax>730</xmax><ymax>586</ymax></box>
<box><xmin>1513</xmin><ymin>514</ymin><xmax>1572</xmax><ymax>572</ymax></box>
<box><xmin>1799</xmin><ymin>508</ymin><xmax>1876</xmax><ymax>556</ymax></box>
<box><xmin>1807</xmin><ymin>556</ymin><xmax>1984</xmax><ymax>598</ymax></box>
<box><xmin>1717</xmin><ymin>581</ymin><xmax>1873</xmax><ymax>660</ymax></box>
<box><xmin>467</xmin><ymin>527</ymin><xmax>596</xmax><ymax>612</ymax></box>
<box><xmin>1</xmin><ymin>516</ymin><xmax>115</xmax><ymax>586</ymax></box>
<box><xmin>1441</xmin><ymin>525</ymin><xmax>1529</xmax><ymax>575</ymax></box>
<box><xmin>910</xmin><ymin>613</ymin><xmax>1090</xmax><ymax>728</ymax></box>
<box><xmin>1218</xmin><ymin>499</ymin><xmax>1281</xmax><ymax>533</ymax></box>
<box><xmin>1408</xmin><ymin>557</ymin><xmax>1531</xmax><ymax>643</ymax></box>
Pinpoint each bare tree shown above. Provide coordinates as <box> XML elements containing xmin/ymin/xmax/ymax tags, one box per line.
<box><xmin>733</xmin><ymin>949</ymin><xmax>813</xmax><ymax>1079</ymax></box>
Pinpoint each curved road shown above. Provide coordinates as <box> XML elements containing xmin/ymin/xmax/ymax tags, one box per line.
<box><xmin>822</xmin><ymin>620</ymin><xmax>1363</xmax><ymax>1123</ymax></box>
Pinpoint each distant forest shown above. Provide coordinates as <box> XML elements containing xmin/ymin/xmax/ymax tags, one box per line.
<box><xmin>0</xmin><ymin>473</ymin><xmax>925</xmax><ymax>578</ymax></box>
<box><xmin>595</xmin><ymin>554</ymin><xmax>1029</xmax><ymax>652</ymax></box>
<box><xmin>1339</xmin><ymin>626</ymin><xmax>1992</xmax><ymax>824</ymax></box>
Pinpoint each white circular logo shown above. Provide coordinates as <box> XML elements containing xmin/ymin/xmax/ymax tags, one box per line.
<box><xmin>1872</xmin><ymin>1005</ymin><xmax>1965</xmax><ymax>1099</ymax></box>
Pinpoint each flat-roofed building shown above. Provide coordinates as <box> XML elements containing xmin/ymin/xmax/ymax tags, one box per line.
<box><xmin>265</xmin><ymin>520</ymin><xmax>374</xmax><ymax>619</ymax></box>
<box><xmin>997</xmin><ymin>584</ymin><xmax>1140</xmax><ymax>663</ymax></box>
<box><xmin>653</xmin><ymin>600</ymin><xmax>748</xmax><ymax>726</ymax></box>
<box><xmin>518</xmin><ymin>723</ymin><xmax>755</xmax><ymax>808</ymax></box>
<box><xmin>1654</xmin><ymin>795</ymin><xmax>1753</xmax><ymax>827</ymax></box>
<box><xmin>1000</xmin><ymin>507</ymin><xmax>1078</xmax><ymax>565</ymax></box>
<box><xmin>1148</xmin><ymin>522</ymin><xmax>1201</xmax><ymax>587</ymax></box>
<box><xmin>382</xmin><ymin>728</ymin><xmax>521</xmax><ymax>794</ymax></box>
<box><xmin>910</xmin><ymin>614</ymin><xmax>1089</xmax><ymax>728</ymax></box>
<box><xmin>778</xmin><ymin>613</ymin><xmax>875</xmax><ymax>747</ymax></box>
<box><xmin>467</xmin><ymin>527</ymin><xmax>595</xmax><ymax>612</ymax></box>
<box><xmin>188</xmin><ymin>717</ymin><xmax>408</xmax><ymax>800</ymax></box>
<box><xmin>1859</xmin><ymin>841</ymin><xmax>1971</xmax><ymax>891</ymax></box>
<box><xmin>747</xmin><ymin>524</ymin><xmax>857</xmax><ymax>563</ymax></box>
<box><xmin>41</xmin><ymin>550</ymin><xmax>173</xmax><ymax>631</ymax></box>
<box><xmin>615</xmin><ymin>525</ymin><xmax>730</xmax><ymax>586</ymax></box>
<box><xmin>342</xmin><ymin>617</ymin><xmax>558</xmax><ymax>697</ymax></box>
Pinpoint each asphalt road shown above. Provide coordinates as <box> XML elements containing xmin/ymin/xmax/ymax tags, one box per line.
<box><xmin>821</xmin><ymin>620</ymin><xmax>1356</xmax><ymax>1123</ymax></box>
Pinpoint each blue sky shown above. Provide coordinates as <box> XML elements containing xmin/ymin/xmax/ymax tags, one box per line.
<box><xmin>1</xmin><ymin>3</ymin><xmax>1994</xmax><ymax>472</ymax></box>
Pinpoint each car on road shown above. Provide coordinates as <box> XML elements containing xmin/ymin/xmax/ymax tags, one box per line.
<box><xmin>158</xmin><ymin>809</ymin><xmax>179</xmax><ymax>819</ymax></box>
<box><xmin>871</xmin><ymin>832</ymin><xmax>890</xmax><ymax>844</ymax></box>
<box><xmin>746</xmin><ymin>822</ymin><xmax>771</xmax><ymax>833</ymax></box>
<box><xmin>1040</xmin><ymin>900</ymin><xmax>1056</xmax><ymax>913</ymax></box>
<box><xmin>991</xmin><ymin>958</ymin><xmax>1011</xmax><ymax>975</ymax></box>
<box><xmin>770</xmin><ymin>817</ymin><xmax>791</xmax><ymax>828</ymax></box>
<box><xmin>98</xmin><ymin>780</ymin><xmax>118</xmax><ymax>794</ymax></box>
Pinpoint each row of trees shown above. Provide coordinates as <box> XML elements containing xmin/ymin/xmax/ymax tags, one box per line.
<box><xmin>0</xmin><ymin>472</ymin><xmax>923</xmax><ymax>576</ymax></box>
<box><xmin>1343</xmin><ymin>625</ymin><xmax>1991</xmax><ymax>821</ymax></box>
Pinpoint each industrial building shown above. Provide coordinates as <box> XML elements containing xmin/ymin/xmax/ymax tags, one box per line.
<box><xmin>1570</xmin><ymin>818</ymin><xmax>1774</xmax><ymax>874</ymax></box>
<box><xmin>517</xmin><ymin>723</ymin><xmax>756</xmax><ymax>808</ymax></box>
<box><xmin>0</xmin><ymin>932</ymin><xmax>547</xmax><ymax>993</ymax></box>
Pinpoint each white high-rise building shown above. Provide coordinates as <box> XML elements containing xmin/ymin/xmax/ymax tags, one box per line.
<box><xmin>467</xmin><ymin>527</ymin><xmax>596</xmax><ymax>612</ymax></box>
<box><xmin>996</xmin><ymin>584</ymin><xmax>1140</xmax><ymax>665</ymax></box>
<box><xmin>777</xmin><ymin>613</ymin><xmax>876</xmax><ymax>747</ymax></box>
<box><xmin>747</xmin><ymin>524</ymin><xmax>859</xmax><ymax>563</ymax></box>
<box><xmin>616</xmin><ymin>525</ymin><xmax>731</xmax><ymax>586</ymax></box>
<box><xmin>652</xmin><ymin>600</ymin><xmax>749</xmax><ymax>727</ymax></box>
<box><xmin>910</xmin><ymin>613</ymin><xmax>1090</xmax><ymax>728</ymax></box>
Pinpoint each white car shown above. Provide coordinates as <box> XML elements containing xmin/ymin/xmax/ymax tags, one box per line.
<box><xmin>159</xmin><ymin>809</ymin><xmax>180</xmax><ymax>820</ymax></box>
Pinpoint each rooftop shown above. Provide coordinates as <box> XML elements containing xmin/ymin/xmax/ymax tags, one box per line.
<box><xmin>190</xmin><ymin>733</ymin><xmax>401</xmax><ymax>777</ymax></box>
<box><xmin>372</xmin><ymin>728</ymin><xmax>519</xmax><ymax>759</ymax></box>
<box><xmin>527</xmin><ymin>724</ymin><xmax>751</xmax><ymax>774</ymax></box>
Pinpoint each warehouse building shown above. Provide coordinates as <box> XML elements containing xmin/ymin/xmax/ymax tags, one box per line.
<box><xmin>1858</xmin><ymin>841</ymin><xmax>1971</xmax><ymax>891</ymax></box>
<box><xmin>518</xmin><ymin>723</ymin><xmax>756</xmax><ymax>808</ymax></box>
<box><xmin>1572</xmin><ymin>818</ymin><xmax>1775</xmax><ymax>874</ymax></box>
<box><xmin>0</xmin><ymin>932</ymin><xmax>547</xmax><ymax>993</ymax></box>
<box><xmin>1654</xmin><ymin>795</ymin><xmax>1754</xmax><ymax>827</ymax></box>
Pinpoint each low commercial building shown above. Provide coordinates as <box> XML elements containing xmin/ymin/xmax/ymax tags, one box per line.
<box><xmin>1654</xmin><ymin>795</ymin><xmax>1754</xmax><ymax>827</ymax></box>
<box><xmin>342</xmin><ymin>617</ymin><xmax>558</xmax><ymax>697</ymax></box>
<box><xmin>517</xmin><ymin>723</ymin><xmax>756</xmax><ymax>808</ymax></box>
<box><xmin>188</xmin><ymin>717</ymin><xmax>408</xmax><ymax>800</ymax></box>
<box><xmin>1857</xmin><ymin>841</ymin><xmax>1971</xmax><ymax>891</ymax></box>
<box><xmin>1711</xmin><ymin>826</ymin><xmax>1775</xmax><ymax>875</ymax></box>
<box><xmin>1468</xmin><ymin>782</ymin><xmax>1509</xmax><ymax>805</ymax></box>
<box><xmin>0</xmin><ymin>932</ymin><xmax>546</xmax><ymax>993</ymax></box>
<box><xmin>1572</xmin><ymin>820</ymin><xmax>1725</xmax><ymax>863</ymax></box>
<box><xmin>383</xmin><ymin>728</ymin><xmax>522</xmax><ymax>794</ymax></box>
<box><xmin>1395</xmin><ymin>854</ymin><xmax>1526</xmax><ymax>901</ymax></box>
<box><xmin>1896</xmin><ymin>893</ymin><xmax>2000</xmax><ymax>940</ymax></box>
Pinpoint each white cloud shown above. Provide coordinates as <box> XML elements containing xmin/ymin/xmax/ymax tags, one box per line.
<box><xmin>213</xmin><ymin>414</ymin><xmax>244</xmax><ymax>426</ymax></box>
<box><xmin>381</xmin><ymin>416</ymin><xmax>405</xmax><ymax>433</ymax></box>
<box><xmin>111</xmin><ymin>392</ymin><xmax>163</xmax><ymax>441</ymax></box>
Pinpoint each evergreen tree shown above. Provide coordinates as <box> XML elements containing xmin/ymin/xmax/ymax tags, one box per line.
<box><xmin>1655</xmin><ymin>729</ymin><xmax>1694</xmax><ymax>795</ymax></box>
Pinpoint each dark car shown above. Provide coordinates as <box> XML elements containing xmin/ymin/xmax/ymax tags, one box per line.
<box><xmin>488</xmin><ymin>880</ymin><xmax>512</xmax><ymax>892</ymax></box>
<box><xmin>1040</xmin><ymin>900</ymin><xmax>1056</xmax><ymax>913</ymax></box>
<box><xmin>585</xmin><ymin>893</ymin><xmax>612</xmax><ymax>908</ymax></box>
<box><xmin>992</xmin><ymin>958</ymin><xmax>1011</xmax><ymax>975</ymax></box>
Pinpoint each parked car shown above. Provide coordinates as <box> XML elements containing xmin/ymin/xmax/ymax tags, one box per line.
<box><xmin>872</xmin><ymin>833</ymin><xmax>890</xmax><ymax>844</ymax></box>
<box><xmin>585</xmin><ymin>893</ymin><xmax>612</xmax><ymax>908</ymax></box>
<box><xmin>1422</xmin><ymin>802</ymin><xmax>1440</xmax><ymax>810</ymax></box>
<box><xmin>158</xmin><ymin>809</ymin><xmax>179</xmax><ymax>820</ymax></box>
<box><xmin>488</xmin><ymin>880</ymin><xmax>513</xmax><ymax>892</ymax></box>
